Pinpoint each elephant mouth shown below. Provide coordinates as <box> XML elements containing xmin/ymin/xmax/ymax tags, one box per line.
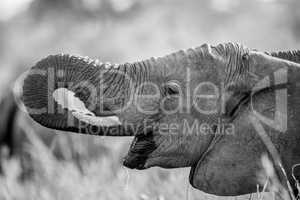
<box><xmin>123</xmin><ymin>134</ymin><xmax>158</xmax><ymax>170</ymax></box>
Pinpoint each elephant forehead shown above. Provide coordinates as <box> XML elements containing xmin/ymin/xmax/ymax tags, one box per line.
<box><xmin>161</xmin><ymin>43</ymin><xmax>247</xmax><ymax>80</ymax></box>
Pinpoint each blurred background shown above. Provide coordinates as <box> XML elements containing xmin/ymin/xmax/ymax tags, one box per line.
<box><xmin>0</xmin><ymin>0</ymin><xmax>299</xmax><ymax>199</ymax></box>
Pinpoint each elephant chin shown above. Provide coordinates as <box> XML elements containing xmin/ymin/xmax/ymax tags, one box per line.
<box><xmin>123</xmin><ymin>134</ymin><xmax>158</xmax><ymax>170</ymax></box>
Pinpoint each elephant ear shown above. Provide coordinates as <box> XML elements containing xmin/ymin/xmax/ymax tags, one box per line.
<box><xmin>222</xmin><ymin>49</ymin><xmax>300</xmax><ymax>137</ymax></box>
<box><xmin>225</xmin><ymin>68</ymin><xmax>288</xmax><ymax>133</ymax></box>
<box><xmin>188</xmin><ymin>51</ymin><xmax>297</xmax><ymax>191</ymax></box>
<box><xmin>221</xmin><ymin>82</ymin><xmax>252</xmax><ymax>120</ymax></box>
<box><xmin>221</xmin><ymin>50</ymin><xmax>298</xmax><ymax>123</ymax></box>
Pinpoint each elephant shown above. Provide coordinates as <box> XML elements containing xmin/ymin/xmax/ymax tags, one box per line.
<box><xmin>20</xmin><ymin>42</ymin><xmax>300</xmax><ymax>196</ymax></box>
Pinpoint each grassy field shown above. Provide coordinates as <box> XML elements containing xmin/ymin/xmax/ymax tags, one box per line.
<box><xmin>0</xmin><ymin>0</ymin><xmax>299</xmax><ymax>199</ymax></box>
<box><xmin>0</xmin><ymin>127</ymin><xmax>273</xmax><ymax>200</ymax></box>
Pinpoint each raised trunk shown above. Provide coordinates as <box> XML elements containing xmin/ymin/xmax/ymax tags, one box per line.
<box><xmin>22</xmin><ymin>54</ymin><xmax>151</xmax><ymax>136</ymax></box>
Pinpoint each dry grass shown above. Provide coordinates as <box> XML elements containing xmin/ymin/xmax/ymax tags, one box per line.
<box><xmin>0</xmin><ymin>125</ymin><xmax>197</xmax><ymax>200</ymax></box>
<box><xmin>0</xmin><ymin>125</ymin><xmax>279</xmax><ymax>200</ymax></box>
<box><xmin>0</xmin><ymin>109</ymin><xmax>294</xmax><ymax>200</ymax></box>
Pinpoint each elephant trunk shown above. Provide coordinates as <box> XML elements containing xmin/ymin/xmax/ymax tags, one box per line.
<box><xmin>22</xmin><ymin>54</ymin><xmax>144</xmax><ymax>136</ymax></box>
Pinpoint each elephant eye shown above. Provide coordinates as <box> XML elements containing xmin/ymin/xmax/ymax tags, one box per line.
<box><xmin>164</xmin><ymin>81</ymin><xmax>180</xmax><ymax>95</ymax></box>
<box><xmin>242</xmin><ymin>53</ymin><xmax>249</xmax><ymax>61</ymax></box>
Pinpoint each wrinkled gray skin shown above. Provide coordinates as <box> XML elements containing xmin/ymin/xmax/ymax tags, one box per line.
<box><xmin>21</xmin><ymin>43</ymin><xmax>300</xmax><ymax>196</ymax></box>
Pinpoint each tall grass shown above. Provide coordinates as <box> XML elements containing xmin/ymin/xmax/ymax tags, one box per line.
<box><xmin>0</xmin><ymin>124</ymin><xmax>278</xmax><ymax>200</ymax></box>
<box><xmin>0</xmin><ymin>125</ymin><xmax>194</xmax><ymax>200</ymax></box>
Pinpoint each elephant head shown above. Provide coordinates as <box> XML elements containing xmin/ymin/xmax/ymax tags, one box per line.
<box><xmin>21</xmin><ymin>43</ymin><xmax>300</xmax><ymax>196</ymax></box>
